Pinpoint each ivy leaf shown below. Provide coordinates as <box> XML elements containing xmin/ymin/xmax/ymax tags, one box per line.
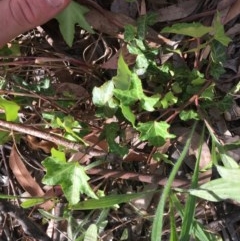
<box><xmin>158</xmin><ymin>91</ymin><xmax>178</xmax><ymax>109</ymax></box>
<box><xmin>213</xmin><ymin>12</ymin><xmax>231</xmax><ymax>46</ymax></box>
<box><xmin>120</xmin><ymin>104</ymin><xmax>136</xmax><ymax>127</ymax></box>
<box><xmin>179</xmin><ymin>110</ymin><xmax>199</xmax><ymax>121</ymax></box>
<box><xmin>55</xmin><ymin>1</ymin><xmax>94</xmax><ymax>47</ymax></box>
<box><xmin>140</xmin><ymin>94</ymin><xmax>160</xmax><ymax>112</ymax></box>
<box><xmin>114</xmin><ymin>88</ymin><xmax>138</xmax><ymax>106</ymax></box>
<box><xmin>114</xmin><ymin>74</ymin><xmax>143</xmax><ymax>105</ymax></box>
<box><xmin>56</xmin><ymin>115</ymin><xmax>88</xmax><ymax>145</ymax></box>
<box><xmin>137</xmin><ymin>121</ymin><xmax>175</xmax><ymax>146</ymax></box>
<box><xmin>209</xmin><ymin>40</ymin><xmax>226</xmax><ymax>79</ymax></box>
<box><xmin>42</xmin><ymin>149</ymin><xmax>97</xmax><ymax>205</ymax></box>
<box><xmin>92</xmin><ymin>81</ymin><xmax>114</xmax><ymax>107</ymax></box>
<box><xmin>161</xmin><ymin>22</ymin><xmax>212</xmax><ymax>38</ymax></box>
<box><xmin>137</xmin><ymin>13</ymin><xmax>158</xmax><ymax>40</ymax></box>
<box><xmin>112</xmin><ymin>54</ymin><xmax>132</xmax><ymax>90</ymax></box>
<box><xmin>200</xmin><ymin>84</ymin><xmax>215</xmax><ymax>101</ymax></box>
<box><xmin>0</xmin><ymin>98</ymin><xmax>20</xmax><ymax>121</ymax></box>
<box><xmin>100</xmin><ymin>123</ymin><xmax>128</xmax><ymax>157</ymax></box>
<box><xmin>124</xmin><ymin>24</ymin><xmax>137</xmax><ymax>42</ymax></box>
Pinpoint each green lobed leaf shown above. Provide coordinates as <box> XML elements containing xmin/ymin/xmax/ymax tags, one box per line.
<box><xmin>56</xmin><ymin>116</ymin><xmax>88</xmax><ymax>145</ymax></box>
<box><xmin>158</xmin><ymin>91</ymin><xmax>178</xmax><ymax>109</ymax></box>
<box><xmin>124</xmin><ymin>24</ymin><xmax>137</xmax><ymax>42</ymax></box>
<box><xmin>114</xmin><ymin>73</ymin><xmax>143</xmax><ymax>105</ymax></box>
<box><xmin>140</xmin><ymin>94</ymin><xmax>160</xmax><ymax>111</ymax></box>
<box><xmin>112</xmin><ymin>54</ymin><xmax>132</xmax><ymax>90</ymax></box>
<box><xmin>92</xmin><ymin>80</ymin><xmax>115</xmax><ymax>107</ymax></box>
<box><xmin>161</xmin><ymin>22</ymin><xmax>213</xmax><ymax>38</ymax></box>
<box><xmin>179</xmin><ymin>110</ymin><xmax>199</xmax><ymax>121</ymax></box>
<box><xmin>42</xmin><ymin>149</ymin><xmax>97</xmax><ymax>205</ymax></box>
<box><xmin>119</xmin><ymin>104</ymin><xmax>136</xmax><ymax>127</ymax></box>
<box><xmin>0</xmin><ymin>98</ymin><xmax>20</xmax><ymax>121</ymax></box>
<box><xmin>135</xmin><ymin>54</ymin><xmax>149</xmax><ymax>75</ymax></box>
<box><xmin>200</xmin><ymin>84</ymin><xmax>215</xmax><ymax>101</ymax></box>
<box><xmin>137</xmin><ymin>121</ymin><xmax>175</xmax><ymax>146</ymax></box>
<box><xmin>137</xmin><ymin>13</ymin><xmax>157</xmax><ymax>40</ymax></box>
<box><xmin>213</xmin><ymin>12</ymin><xmax>231</xmax><ymax>46</ymax></box>
<box><xmin>0</xmin><ymin>131</ymin><xmax>11</xmax><ymax>145</ymax></box>
<box><xmin>100</xmin><ymin>123</ymin><xmax>128</xmax><ymax>157</ymax></box>
<box><xmin>55</xmin><ymin>1</ymin><xmax>94</xmax><ymax>47</ymax></box>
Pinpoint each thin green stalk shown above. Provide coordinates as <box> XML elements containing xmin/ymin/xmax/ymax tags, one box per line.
<box><xmin>179</xmin><ymin>125</ymin><xmax>205</xmax><ymax>241</ymax></box>
<box><xmin>151</xmin><ymin>122</ymin><xmax>197</xmax><ymax>241</ymax></box>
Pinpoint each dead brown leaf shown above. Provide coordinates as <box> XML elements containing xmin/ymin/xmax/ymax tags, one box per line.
<box><xmin>9</xmin><ymin>146</ymin><xmax>53</xmax><ymax>210</ymax></box>
<box><xmin>223</xmin><ymin>0</ymin><xmax>240</xmax><ymax>24</ymax></box>
<box><xmin>171</xmin><ymin>127</ymin><xmax>211</xmax><ymax>170</ymax></box>
<box><xmin>25</xmin><ymin>135</ymin><xmax>56</xmax><ymax>154</ymax></box>
<box><xmin>101</xmin><ymin>44</ymin><xmax>137</xmax><ymax>69</ymax></box>
<box><xmin>155</xmin><ymin>0</ymin><xmax>201</xmax><ymax>22</ymax></box>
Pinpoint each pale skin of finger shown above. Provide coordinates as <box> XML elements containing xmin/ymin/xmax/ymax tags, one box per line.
<box><xmin>0</xmin><ymin>0</ymin><xmax>71</xmax><ymax>47</ymax></box>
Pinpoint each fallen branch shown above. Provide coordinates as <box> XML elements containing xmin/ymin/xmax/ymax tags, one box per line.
<box><xmin>0</xmin><ymin>119</ymin><xmax>85</xmax><ymax>152</ymax></box>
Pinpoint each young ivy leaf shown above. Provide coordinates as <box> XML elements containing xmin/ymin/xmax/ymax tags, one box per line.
<box><xmin>137</xmin><ymin>121</ymin><xmax>175</xmax><ymax>146</ymax></box>
<box><xmin>213</xmin><ymin>12</ymin><xmax>231</xmax><ymax>46</ymax></box>
<box><xmin>158</xmin><ymin>91</ymin><xmax>177</xmax><ymax>109</ymax></box>
<box><xmin>55</xmin><ymin>1</ymin><xmax>94</xmax><ymax>47</ymax></box>
<box><xmin>112</xmin><ymin>54</ymin><xmax>132</xmax><ymax>90</ymax></box>
<box><xmin>0</xmin><ymin>98</ymin><xmax>20</xmax><ymax>121</ymax></box>
<box><xmin>140</xmin><ymin>94</ymin><xmax>160</xmax><ymax>112</ymax></box>
<box><xmin>92</xmin><ymin>81</ymin><xmax>115</xmax><ymax>107</ymax></box>
<box><xmin>100</xmin><ymin>123</ymin><xmax>128</xmax><ymax>157</ymax></box>
<box><xmin>56</xmin><ymin>116</ymin><xmax>88</xmax><ymax>145</ymax></box>
<box><xmin>113</xmin><ymin>74</ymin><xmax>140</xmax><ymax>106</ymax></box>
<box><xmin>120</xmin><ymin>104</ymin><xmax>136</xmax><ymax>127</ymax></box>
<box><xmin>42</xmin><ymin>149</ymin><xmax>97</xmax><ymax>205</ymax></box>
<box><xmin>179</xmin><ymin>110</ymin><xmax>199</xmax><ymax>121</ymax></box>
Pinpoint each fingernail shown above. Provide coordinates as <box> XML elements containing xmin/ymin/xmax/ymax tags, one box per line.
<box><xmin>46</xmin><ymin>0</ymin><xmax>64</xmax><ymax>7</ymax></box>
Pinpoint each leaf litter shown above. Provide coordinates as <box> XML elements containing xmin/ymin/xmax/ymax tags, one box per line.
<box><xmin>1</xmin><ymin>0</ymin><xmax>240</xmax><ymax>240</ymax></box>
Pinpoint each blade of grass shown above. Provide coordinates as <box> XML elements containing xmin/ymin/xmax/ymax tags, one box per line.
<box><xmin>169</xmin><ymin>194</ymin><xmax>179</xmax><ymax>241</ymax></box>
<box><xmin>179</xmin><ymin>125</ymin><xmax>205</xmax><ymax>241</ymax></box>
<box><xmin>151</xmin><ymin>122</ymin><xmax>197</xmax><ymax>241</ymax></box>
<box><xmin>171</xmin><ymin>193</ymin><xmax>219</xmax><ymax>241</ymax></box>
<box><xmin>72</xmin><ymin>190</ymin><xmax>157</xmax><ymax>210</ymax></box>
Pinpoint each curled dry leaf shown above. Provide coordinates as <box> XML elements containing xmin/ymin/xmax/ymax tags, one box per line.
<box><xmin>9</xmin><ymin>146</ymin><xmax>53</xmax><ymax>210</ymax></box>
<box><xmin>171</xmin><ymin>127</ymin><xmax>212</xmax><ymax>181</ymax></box>
<box><xmin>24</xmin><ymin>135</ymin><xmax>57</xmax><ymax>154</ymax></box>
